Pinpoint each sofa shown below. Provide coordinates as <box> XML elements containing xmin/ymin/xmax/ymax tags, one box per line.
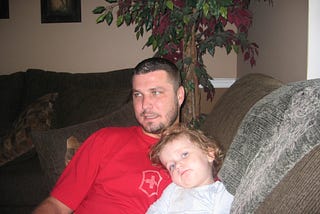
<box><xmin>0</xmin><ymin>69</ymin><xmax>319</xmax><ymax>213</ymax></box>
<box><xmin>0</xmin><ymin>68</ymin><xmax>137</xmax><ymax>213</ymax></box>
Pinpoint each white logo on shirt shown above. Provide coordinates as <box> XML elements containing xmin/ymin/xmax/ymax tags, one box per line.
<box><xmin>139</xmin><ymin>170</ymin><xmax>163</xmax><ymax>197</ymax></box>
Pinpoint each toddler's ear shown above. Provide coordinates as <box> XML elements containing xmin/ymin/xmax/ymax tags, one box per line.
<box><xmin>207</xmin><ymin>148</ymin><xmax>216</xmax><ymax>162</ymax></box>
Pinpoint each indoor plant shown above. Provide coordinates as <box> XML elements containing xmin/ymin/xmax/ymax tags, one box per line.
<box><xmin>93</xmin><ymin>0</ymin><xmax>271</xmax><ymax>125</ymax></box>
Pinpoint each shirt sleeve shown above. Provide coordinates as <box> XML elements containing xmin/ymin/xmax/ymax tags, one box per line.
<box><xmin>146</xmin><ymin>183</ymin><xmax>176</xmax><ymax>214</ymax></box>
<box><xmin>213</xmin><ymin>182</ymin><xmax>234</xmax><ymax>214</ymax></box>
<box><xmin>51</xmin><ymin>129</ymin><xmax>108</xmax><ymax>210</ymax></box>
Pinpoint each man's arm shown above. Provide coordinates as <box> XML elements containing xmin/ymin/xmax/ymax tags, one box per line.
<box><xmin>32</xmin><ymin>196</ymin><xmax>73</xmax><ymax>214</ymax></box>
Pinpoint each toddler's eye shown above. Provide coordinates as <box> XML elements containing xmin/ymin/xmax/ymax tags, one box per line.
<box><xmin>168</xmin><ymin>163</ymin><xmax>176</xmax><ymax>172</ymax></box>
<box><xmin>182</xmin><ymin>152</ymin><xmax>189</xmax><ymax>158</ymax></box>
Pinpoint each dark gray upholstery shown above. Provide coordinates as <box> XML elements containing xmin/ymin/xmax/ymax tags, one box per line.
<box><xmin>0</xmin><ymin>68</ymin><xmax>135</xmax><ymax>213</ymax></box>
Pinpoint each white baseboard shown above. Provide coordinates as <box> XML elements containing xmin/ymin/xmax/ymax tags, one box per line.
<box><xmin>210</xmin><ymin>78</ymin><xmax>236</xmax><ymax>88</ymax></box>
<box><xmin>199</xmin><ymin>78</ymin><xmax>236</xmax><ymax>88</ymax></box>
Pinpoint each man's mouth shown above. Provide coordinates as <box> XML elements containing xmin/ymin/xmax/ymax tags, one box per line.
<box><xmin>142</xmin><ymin>112</ymin><xmax>158</xmax><ymax>119</ymax></box>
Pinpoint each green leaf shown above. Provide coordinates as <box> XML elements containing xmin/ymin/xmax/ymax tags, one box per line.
<box><xmin>92</xmin><ymin>6</ymin><xmax>106</xmax><ymax>14</ymax></box>
<box><xmin>146</xmin><ymin>35</ymin><xmax>155</xmax><ymax>47</ymax></box>
<box><xmin>140</xmin><ymin>27</ymin><xmax>144</xmax><ymax>37</ymax></box>
<box><xmin>106</xmin><ymin>0</ymin><xmax>117</xmax><ymax>3</ymax></box>
<box><xmin>116</xmin><ymin>15</ymin><xmax>124</xmax><ymax>27</ymax></box>
<box><xmin>219</xmin><ymin>7</ymin><xmax>228</xmax><ymax>19</ymax></box>
<box><xmin>183</xmin><ymin>15</ymin><xmax>190</xmax><ymax>24</ymax></box>
<box><xmin>196</xmin><ymin>0</ymin><xmax>205</xmax><ymax>10</ymax></box>
<box><xmin>226</xmin><ymin>44</ymin><xmax>232</xmax><ymax>54</ymax></box>
<box><xmin>124</xmin><ymin>13</ymin><xmax>131</xmax><ymax>25</ymax></box>
<box><xmin>166</xmin><ymin>0</ymin><xmax>174</xmax><ymax>10</ymax></box>
<box><xmin>96</xmin><ymin>13</ymin><xmax>106</xmax><ymax>24</ymax></box>
<box><xmin>187</xmin><ymin>80</ymin><xmax>195</xmax><ymax>91</ymax></box>
<box><xmin>233</xmin><ymin>45</ymin><xmax>239</xmax><ymax>54</ymax></box>
<box><xmin>106</xmin><ymin>11</ymin><xmax>113</xmax><ymax>25</ymax></box>
<box><xmin>146</xmin><ymin>15</ymin><xmax>153</xmax><ymax>31</ymax></box>
<box><xmin>203</xmin><ymin>3</ymin><xmax>209</xmax><ymax>17</ymax></box>
<box><xmin>208</xmin><ymin>45</ymin><xmax>215</xmax><ymax>56</ymax></box>
<box><xmin>152</xmin><ymin>39</ymin><xmax>158</xmax><ymax>51</ymax></box>
<box><xmin>218</xmin><ymin>0</ymin><xmax>233</xmax><ymax>7</ymax></box>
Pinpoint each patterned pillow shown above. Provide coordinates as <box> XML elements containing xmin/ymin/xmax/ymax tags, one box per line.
<box><xmin>0</xmin><ymin>93</ymin><xmax>58</xmax><ymax>166</ymax></box>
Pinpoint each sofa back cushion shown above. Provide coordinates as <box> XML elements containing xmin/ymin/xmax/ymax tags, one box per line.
<box><xmin>22</xmin><ymin>68</ymin><xmax>133</xmax><ymax>109</ymax></box>
<box><xmin>200</xmin><ymin>73</ymin><xmax>283</xmax><ymax>152</ymax></box>
<box><xmin>22</xmin><ymin>68</ymin><xmax>134</xmax><ymax>129</ymax></box>
<box><xmin>53</xmin><ymin>87</ymin><xmax>131</xmax><ymax>128</ymax></box>
<box><xmin>219</xmin><ymin>78</ymin><xmax>320</xmax><ymax>213</ymax></box>
<box><xmin>0</xmin><ymin>72</ymin><xmax>25</xmax><ymax>137</ymax></box>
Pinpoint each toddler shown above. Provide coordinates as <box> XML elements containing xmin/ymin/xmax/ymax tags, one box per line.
<box><xmin>147</xmin><ymin>124</ymin><xmax>233</xmax><ymax>213</ymax></box>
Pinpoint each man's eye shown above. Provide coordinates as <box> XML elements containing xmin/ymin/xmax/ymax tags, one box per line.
<box><xmin>152</xmin><ymin>91</ymin><xmax>161</xmax><ymax>95</ymax></box>
<box><xmin>182</xmin><ymin>152</ymin><xmax>189</xmax><ymax>158</ymax></box>
<box><xmin>133</xmin><ymin>92</ymin><xmax>142</xmax><ymax>97</ymax></box>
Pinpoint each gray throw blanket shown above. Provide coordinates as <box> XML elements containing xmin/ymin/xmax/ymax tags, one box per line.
<box><xmin>219</xmin><ymin>78</ymin><xmax>320</xmax><ymax>213</ymax></box>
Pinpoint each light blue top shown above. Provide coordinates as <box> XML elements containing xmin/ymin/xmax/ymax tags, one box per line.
<box><xmin>146</xmin><ymin>181</ymin><xmax>234</xmax><ymax>214</ymax></box>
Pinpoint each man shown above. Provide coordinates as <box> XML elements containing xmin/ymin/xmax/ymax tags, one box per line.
<box><xmin>33</xmin><ymin>57</ymin><xmax>185</xmax><ymax>213</ymax></box>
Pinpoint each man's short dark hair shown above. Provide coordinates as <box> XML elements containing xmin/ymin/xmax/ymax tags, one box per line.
<box><xmin>134</xmin><ymin>57</ymin><xmax>182</xmax><ymax>90</ymax></box>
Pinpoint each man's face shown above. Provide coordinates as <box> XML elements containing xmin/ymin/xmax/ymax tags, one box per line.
<box><xmin>132</xmin><ymin>70</ymin><xmax>184</xmax><ymax>138</ymax></box>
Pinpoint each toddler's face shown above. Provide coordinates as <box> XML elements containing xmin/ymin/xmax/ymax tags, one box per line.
<box><xmin>159</xmin><ymin>136</ymin><xmax>215</xmax><ymax>188</ymax></box>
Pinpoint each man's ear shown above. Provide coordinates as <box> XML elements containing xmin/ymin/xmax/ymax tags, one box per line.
<box><xmin>177</xmin><ymin>86</ymin><xmax>185</xmax><ymax>106</ymax></box>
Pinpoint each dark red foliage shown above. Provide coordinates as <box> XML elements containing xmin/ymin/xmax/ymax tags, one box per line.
<box><xmin>153</xmin><ymin>13</ymin><xmax>171</xmax><ymax>35</ymax></box>
<box><xmin>173</xmin><ymin>0</ymin><xmax>185</xmax><ymax>8</ymax></box>
<box><xmin>204</xmin><ymin>86</ymin><xmax>215</xmax><ymax>101</ymax></box>
<box><xmin>218</xmin><ymin>16</ymin><xmax>228</xmax><ymax>27</ymax></box>
<box><xmin>199</xmin><ymin>18</ymin><xmax>217</xmax><ymax>38</ymax></box>
<box><xmin>244</xmin><ymin>51</ymin><xmax>250</xmax><ymax>61</ymax></box>
<box><xmin>227</xmin><ymin>7</ymin><xmax>252</xmax><ymax>32</ymax></box>
<box><xmin>163</xmin><ymin>42</ymin><xmax>183</xmax><ymax>63</ymax></box>
<box><xmin>118</xmin><ymin>0</ymin><xmax>132</xmax><ymax>15</ymax></box>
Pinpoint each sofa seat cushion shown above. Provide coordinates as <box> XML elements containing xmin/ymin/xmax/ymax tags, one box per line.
<box><xmin>219</xmin><ymin>78</ymin><xmax>320</xmax><ymax>213</ymax></box>
<box><xmin>0</xmin><ymin>152</ymin><xmax>48</xmax><ymax>208</ymax></box>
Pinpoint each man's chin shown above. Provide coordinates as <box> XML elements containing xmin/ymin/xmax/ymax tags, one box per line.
<box><xmin>142</xmin><ymin>123</ymin><xmax>164</xmax><ymax>135</ymax></box>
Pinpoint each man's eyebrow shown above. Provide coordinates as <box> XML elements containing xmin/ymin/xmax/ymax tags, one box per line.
<box><xmin>150</xmin><ymin>87</ymin><xmax>165</xmax><ymax>91</ymax></box>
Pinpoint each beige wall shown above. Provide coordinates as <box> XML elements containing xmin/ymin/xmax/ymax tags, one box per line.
<box><xmin>0</xmin><ymin>0</ymin><xmax>236</xmax><ymax>78</ymax></box>
<box><xmin>237</xmin><ymin>0</ymin><xmax>308</xmax><ymax>83</ymax></box>
<box><xmin>0</xmin><ymin>0</ymin><xmax>310</xmax><ymax>113</ymax></box>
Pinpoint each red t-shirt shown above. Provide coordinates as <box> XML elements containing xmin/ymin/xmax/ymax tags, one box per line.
<box><xmin>51</xmin><ymin>126</ymin><xmax>171</xmax><ymax>213</ymax></box>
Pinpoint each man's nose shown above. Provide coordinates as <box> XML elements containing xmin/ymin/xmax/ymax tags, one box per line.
<box><xmin>142</xmin><ymin>95</ymin><xmax>152</xmax><ymax>109</ymax></box>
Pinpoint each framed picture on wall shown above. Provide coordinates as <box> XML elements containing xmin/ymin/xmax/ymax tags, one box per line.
<box><xmin>41</xmin><ymin>0</ymin><xmax>81</xmax><ymax>23</ymax></box>
<box><xmin>0</xmin><ymin>0</ymin><xmax>9</xmax><ymax>19</ymax></box>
